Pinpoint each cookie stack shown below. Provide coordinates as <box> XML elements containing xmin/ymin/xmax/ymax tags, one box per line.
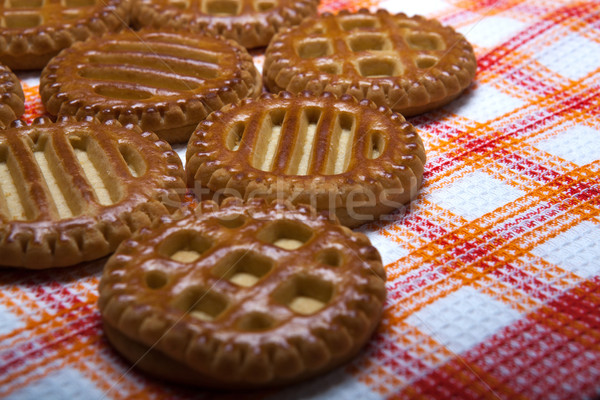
<box><xmin>0</xmin><ymin>0</ymin><xmax>476</xmax><ymax>390</ymax></box>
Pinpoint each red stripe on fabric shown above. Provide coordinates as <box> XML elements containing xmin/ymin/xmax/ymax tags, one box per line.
<box><xmin>424</xmin><ymin>85</ymin><xmax>600</xmax><ymax>180</ymax></box>
<box><xmin>404</xmin><ymin>215</ymin><xmax>451</xmax><ymax>242</ymax></box>
<box><xmin>387</xmin><ymin>263</ymin><xmax>444</xmax><ymax>301</ymax></box>
<box><xmin>439</xmin><ymin>0</ymin><xmax>521</xmax><ymax>28</ymax></box>
<box><xmin>494</xmin><ymin>148</ymin><xmax>561</xmax><ymax>185</ymax></box>
<box><xmin>29</xmin><ymin>285</ymin><xmax>87</xmax><ymax>312</ymax></box>
<box><xmin>387</xmin><ymin>167</ymin><xmax>600</xmax><ymax>315</ymax></box>
<box><xmin>397</xmin><ymin>358</ymin><xmax>516</xmax><ymax>399</ymax></box>
<box><xmin>410</xmin><ymin>116</ymin><xmax>463</xmax><ymax>140</ymax></box>
<box><xmin>505</xmin><ymin>69</ymin><xmax>564</xmax><ymax>98</ymax></box>
<box><xmin>477</xmin><ymin>2</ymin><xmax>600</xmax><ymax>74</ymax></box>
<box><xmin>0</xmin><ymin>310</ymin><xmax>100</xmax><ymax>378</ymax></box>
<box><xmin>489</xmin><ymin>264</ymin><xmax>562</xmax><ymax>302</ymax></box>
<box><xmin>397</xmin><ymin>278</ymin><xmax>600</xmax><ymax>399</ymax></box>
<box><xmin>446</xmin><ymin>234</ymin><xmax>499</xmax><ymax>268</ymax></box>
<box><xmin>368</xmin><ymin>333</ymin><xmax>433</xmax><ymax>381</ymax></box>
<box><xmin>542</xmin><ymin>277</ymin><xmax>600</xmax><ymax>338</ymax></box>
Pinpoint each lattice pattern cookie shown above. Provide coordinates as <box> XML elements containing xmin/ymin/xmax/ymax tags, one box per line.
<box><xmin>264</xmin><ymin>9</ymin><xmax>477</xmax><ymax>116</ymax></box>
<box><xmin>132</xmin><ymin>0</ymin><xmax>320</xmax><ymax>49</ymax></box>
<box><xmin>40</xmin><ymin>29</ymin><xmax>261</xmax><ymax>143</ymax></box>
<box><xmin>186</xmin><ymin>91</ymin><xmax>426</xmax><ymax>227</ymax></box>
<box><xmin>99</xmin><ymin>198</ymin><xmax>386</xmax><ymax>388</ymax></box>
<box><xmin>0</xmin><ymin>0</ymin><xmax>131</xmax><ymax>70</ymax></box>
<box><xmin>0</xmin><ymin>117</ymin><xmax>186</xmax><ymax>268</ymax></box>
<box><xmin>0</xmin><ymin>62</ymin><xmax>23</xmax><ymax>128</ymax></box>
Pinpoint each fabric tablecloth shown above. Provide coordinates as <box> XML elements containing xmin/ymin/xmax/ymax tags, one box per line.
<box><xmin>2</xmin><ymin>0</ymin><xmax>600</xmax><ymax>398</ymax></box>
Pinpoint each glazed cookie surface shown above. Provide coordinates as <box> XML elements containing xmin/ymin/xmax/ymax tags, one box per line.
<box><xmin>132</xmin><ymin>0</ymin><xmax>320</xmax><ymax>49</ymax></box>
<box><xmin>0</xmin><ymin>62</ymin><xmax>24</xmax><ymax>128</ymax></box>
<box><xmin>264</xmin><ymin>9</ymin><xmax>476</xmax><ymax>116</ymax></box>
<box><xmin>186</xmin><ymin>91</ymin><xmax>426</xmax><ymax>227</ymax></box>
<box><xmin>40</xmin><ymin>29</ymin><xmax>261</xmax><ymax>143</ymax></box>
<box><xmin>0</xmin><ymin>0</ymin><xmax>131</xmax><ymax>71</ymax></box>
<box><xmin>0</xmin><ymin>117</ymin><xmax>186</xmax><ymax>269</ymax></box>
<box><xmin>99</xmin><ymin>198</ymin><xmax>386</xmax><ymax>388</ymax></box>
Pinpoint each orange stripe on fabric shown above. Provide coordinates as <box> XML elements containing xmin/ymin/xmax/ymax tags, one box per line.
<box><xmin>423</xmin><ymin>83</ymin><xmax>600</xmax><ymax>188</ymax></box>
<box><xmin>319</xmin><ymin>0</ymin><xmax>380</xmax><ymax>13</ymax></box>
<box><xmin>0</xmin><ymin>327</ymin><xmax>101</xmax><ymax>395</ymax></box>
<box><xmin>397</xmin><ymin>358</ymin><xmax>530</xmax><ymax>400</ymax></box>
<box><xmin>21</xmin><ymin>83</ymin><xmax>45</xmax><ymax>123</ymax></box>
<box><xmin>0</xmin><ymin>279</ymin><xmax>99</xmax><ymax>345</ymax></box>
<box><xmin>384</xmin><ymin>163</ymin><xmax>600</xmax><ymax>320</ymax></box>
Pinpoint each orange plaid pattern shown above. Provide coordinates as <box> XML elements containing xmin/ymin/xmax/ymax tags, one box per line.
<box><xmin>2</xmin><ymin>0</ymin><xmax>600</xmax><ymax>399</ymax></box>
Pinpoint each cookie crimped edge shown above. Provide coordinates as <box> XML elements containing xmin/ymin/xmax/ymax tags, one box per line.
<box><xmin>0</xmin><ymin>0</ymin><xmax>132</xmax><ymax>71</ymax></box>
<box><xmin>39</xmin><ymin>29</ymin><xmax>262</xmax><ymax>144</ymax></box>
<box><xmin>0</xmin><ymin>62</ymin><xmax>24</xmax><ymax>129</ymax></box>
<box><xmin>263</xmin><ymin>9</ymin><xmax>477</xmax><ymax>116</ymax></box>
<box><xmin>98</xmin><ymin>197</ymin><xmax>386</xmax><ymax>388</ymax></box>
<box><xmin>132</xmin><ymin>0</ymin><xmax>320</xmax><ymax>49</ymax></box>
<box><xmin>186</xmin><ymin>91</ymin><xmax>426</xmax><ymax>227</ymax></box>
<box><xmin>0</xmin><ymin>116</ymin><xmax>187</xmax><ymax>269</ymax></box>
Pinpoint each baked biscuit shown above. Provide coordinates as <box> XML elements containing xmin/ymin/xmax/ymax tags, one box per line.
<box><xmin>0</xmin><ymin>117</ymin><xmax>186</xmax><ymax>269</ymax></box>
<box><xmin>186</xmin><ymin>92</ymin><xmax>426</xmax><ymax>227</ymax></box>
<box><xmin>264</xmin><ymin>9</ymin><xmax>476</xmax><ymax>116</ymax></box>
<box><xmin>132</xmin><ymin>0</ymin><xmax>320</xmax><ymax>49</ymax></box>
<box><xmin>0</xmin><ymin>0</ymin><xmax>131</xmax><ymax>71</ymax></box>
<box><xmin>99</xmin><ymin>198</ymin><xmax>386</xmax><ymax>388</ymax></box>
<box><xmin>40</xmin><ymin>29</ymin><xmax>261</xmax><ymax>143</ymax></box>
<box><xmin>0</xmin><ymin>62</ymin><xmax>24</xmax><ymax>128</ymax></box>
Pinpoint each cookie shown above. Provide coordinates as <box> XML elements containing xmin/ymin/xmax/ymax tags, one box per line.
<box><xmin>99</xmin><ymin>198</ymin><xmax>386</xmax><ymax>388</ymax></box>
<box><xmin>40</xmin><ymin>29</ymin><xmax>261</xmax><ymax>143</ymax></box>
<box><xmin>264</xmin><ymin>9</ymin><xmax>476</xmax><ymax>116</ymax></box>
<box><xmin>0</xmin><ymin>0</ymin><xmax>131</xmax><ymax>71</ymax></box>
<box><xmin>132</xmin><ymin>0</ymin><xmax>320</xmax><ymax>49</ymax></box>
<box><xmin>186</xmin><ymin>91</ymin><xmax>426</xmax><ymax>227</ymax></box>
<box><xmin>0</xmin><ymin>117</ymin><xmax>186</xmax><ymax>269</ymax></box>
<box><xmin>0</xmin><ymin>62</ymin><xmax>24</xmax><ymax>128</ymax></box>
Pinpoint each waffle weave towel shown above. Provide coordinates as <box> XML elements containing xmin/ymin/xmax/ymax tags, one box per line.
<box><xmin>2</xmin><ymin>0</ymin><xmax>600</xmax><ymax>398</ymax></box>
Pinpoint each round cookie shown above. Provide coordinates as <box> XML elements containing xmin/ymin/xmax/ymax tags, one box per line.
<box><xmin>264</xmin><ymin>9</ymin><xmax>477</xmax><ymax>116</ymax></box>
<box><xmin>40</xmin><ymin>29</ymin><xmax>261</xmax><ymax>143</ymax></box>
<box><xmin>186</xmin><ymin>91</ymin><xmax>426</xmax><ymax>227</ymax></box>
<box><xmin>99</xmin><ymin>198</ymin><xmax>386</xmax><ymax>388</ymax></box>
<box><xmin>0</xmin><ymin>117</ymin><xmax>186</xmax><ymax>269</ymax></box>
<box><xmin>0</xmin><ymin>62</ymin><xmax>24</xmax><ymax>128</ymax></box>
<box><xmin>0</xmin><ymin>0</ymin><xmax>131</xmax><ymax>71</ymax></box>
<box><xmin>132</xmin><ymin>0</ymin><xmax>320</xmax><ymax>49</ymax></box>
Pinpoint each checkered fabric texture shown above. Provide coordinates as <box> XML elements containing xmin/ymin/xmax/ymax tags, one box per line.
<box><xmin>2</xmin><ymin>0</ymin><xmax>600</xmax><ymax>398</ymax></box>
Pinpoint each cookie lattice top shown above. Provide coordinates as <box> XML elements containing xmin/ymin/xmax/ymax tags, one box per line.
<box><xmin>0</xmin><ymin>0</ymin><xmax>115</xmax><ymax>28</ymax></box>
<box><xmin>264</xmin><ymin>9</ymin><xmax>476</xmax><ymax>115</ymax></box>
<box><xmin>0</xmin><ymin>0</ymin><xmax>130</xmax><ymax>70</ymax></box>
<box><xmin>99</xmin><ymin>199</ymin><xmax>386</xmax><ymax>387</ymax></box>
<box><xmin>133</xmin><ymin>0</ymin><xmax>320</xmax><ymax>48</ymax></box>
<box><xmin>140</xmin><ymin>0</ymin><xmax>293</xmax><ymax>15</ymax></box>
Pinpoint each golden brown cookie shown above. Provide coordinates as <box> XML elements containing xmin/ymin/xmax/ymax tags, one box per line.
<box><xmin>0</xmin><ymin>117</ymin><xmax>186</xmax><ymax>269</ymax></box>
<box><xmin>40</xmin><ymin>29</ymin><xmax>261</xmax><ymax>143</ymax></box>
<box><xmin>132</xmin><ymin>0</ymin><xmax>320</xmax><ymax>49</ymax></box>
<box><xmin>99</xmin><ymin>198</ymin><xmax>386</xmax><ymax>388</ymax></box>
<box><xmin>0</xmin><ymin>0</ymin><xmax>131</xmax><ymax>71</ymax></box>
<box><xmin>186</xmin><ymin>91</ymin><xmax>426</xmax><ymax>227</ymax></box>
<box><xmin>0</xmin><ymin>62</ymin><xmax>24</xmax><ymax>128</ymax></box>
<box><xmin>264</xmin><ymin>9</ymin><xmax>476</xmax><ymax>116</ymax></box>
